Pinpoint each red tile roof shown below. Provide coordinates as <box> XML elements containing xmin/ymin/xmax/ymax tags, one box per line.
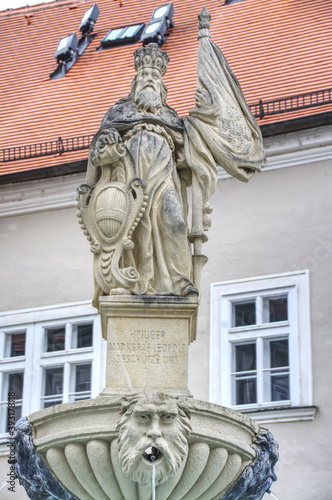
<box><xmin>1</xmin><ymin>0</ymin><xmax>331</xmax><ymax>177</ymax></box>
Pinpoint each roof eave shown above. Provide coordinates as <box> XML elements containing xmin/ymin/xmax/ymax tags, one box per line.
<box><xmin>260</xmin><ymin>110</ymin><xmax>332</xmax><ymax>138</ymax></box>
<box><xmin>1</xmin><ymin>110</ymin><xmax>332</xmax><ymax>185</ymax></box>
<box><xmin>0</xmin><ymin>158</ymin><xmax>87</xmax><ymax>185</ymax></box>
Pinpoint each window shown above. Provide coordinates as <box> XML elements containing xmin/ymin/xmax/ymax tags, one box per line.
<box><xmin>0</xmin><ymin>302</ymin><xmax>104</xmax><ymax>434</ymax></box>
<box><xmin>210</xmin><ymin>271</ymin><xmax>315</xmax><ymax>423</ymax></box>
<box><xmin>100</xmin><ymin>23</ymin><xmax>145</xmax><ymax>49</ymax></box>
<box><xmin>41</xmin><ymin>361</ymin><xmax>92</xmax><ymax>409</ymax></box>
<box><xmin>1</xmin><ymin>371</ymin><xmax>24</xmax><ymax>431</ymax></box>
<box><xmin>0</xmin><ymin>324</ymin><xmax>31</xmax><ymax>434</ymax></box>
<box><xmin>70</xmin><ymin>363</ymin><xmax>91</xmax><ymax>401</ymax></box>
<box><xmin>5</xmin><ymin>331</ymin><xmax>26</xmax><ymax>357</ymax></box>
<box><xmin>43</xmin><ymin>323</ymin><xmax>92</xmax><ymax>353</ymax></box>
<box><xmin>72</xmin><ymin>323</ymin><xmax>93</xmax><ymax>349</ymax></box>
<box><xmin>45</xmin><ymin>326</ymin><xmax>65</xmax><ymax>352</ymax></box>
<box><xmin>42</xmin><ymin>366</ymin><xmax>63</xmax><ymax>409</ymax></box>
<box><xmin>40</xmin><ymin>320</ymin><xmax>95</xmax><ymax>409</ymax></box>
<box><xmin>230</xmin><ymin>294</ymin><xmax>290</xmax><ymax>407</ymax></box>
<box><xmin>232</xmin><ymin>336</ymin><xmax>290</xmax><ymax>406</ymax></box>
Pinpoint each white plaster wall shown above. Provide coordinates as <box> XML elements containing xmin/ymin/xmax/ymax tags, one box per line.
<box><xmin>0</xmin><ymin>199</ymin><xmax>94</xmax><ymax>498</ymax></box>
<box><xmin>189</xmin><ymin>159</ymin><xmax>332</xmax><ymax>499</ymax></box>
<box><xmin>0</xmin><ymin>206</ymin><xmax>94</xmax><ymax>312</ymax></box>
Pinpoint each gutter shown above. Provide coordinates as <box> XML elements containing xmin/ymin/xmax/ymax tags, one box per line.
<box><xmin>0</xmin><ymin>159</ymin><xmax>88</xmax><ymax>186</ymax></box>
<box><xmin>0</xmin><ymin>111</ymin><xmax>332</xmax><ymax>186</ymax></box>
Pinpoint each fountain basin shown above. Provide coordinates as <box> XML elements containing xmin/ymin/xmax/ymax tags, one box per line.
<box><xmin>26</xmin><ymin>395</ymin><xmax>263</xmax><ymax>500</ymax></box>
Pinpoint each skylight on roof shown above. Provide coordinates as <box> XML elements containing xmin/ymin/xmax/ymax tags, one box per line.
<box><xmin>123</xmin><ymin>24</ymin><xmax>143</xmax><ymax>38</ymax></box>
<box><xmin>103</xmin><ymin>28</ymin><xmax>124</xmax><ymax>42</ymax></box>
<box><xmin>100</xmin><ymin>23</ymin><xmax>145</xmax><ymax>49</ymax></box>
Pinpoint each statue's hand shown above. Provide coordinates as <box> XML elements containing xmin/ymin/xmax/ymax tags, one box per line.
<box><xmin>195</xmin><ymin>89</ymin><xmax>212</xmax><ymax>108</ymax></box>
<box><xmin>92</xmin><ymin>129</ymin><xmax>125</xmax><ymax>166</ymax></box>
<box><xmin>98</xmin><ymin>129</ymin><xmax>122</xmax><ymax>148</ymax></box>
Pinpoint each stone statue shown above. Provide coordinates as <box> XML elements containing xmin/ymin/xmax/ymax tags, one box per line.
<box><xmin>116</xmin><ymin>393</ymin><xmax>191</xmax><ymax>487</ymax></box>
<box><xmin>77</xmin><ymin>8</ymin><xmax>266</xmax><ymax>308</ymax></box>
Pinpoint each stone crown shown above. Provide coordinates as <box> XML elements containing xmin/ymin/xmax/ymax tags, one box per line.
<box><xmin>134</xmin><ymin>43</ymin><xmax>169</xmax><ymax>76</ymax></box>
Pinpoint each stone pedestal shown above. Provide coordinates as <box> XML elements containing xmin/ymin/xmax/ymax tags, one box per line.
<box><xmin>100</xmin><ymin>296</ymin><xmax>198</xmax><ymax>395</ymax></box>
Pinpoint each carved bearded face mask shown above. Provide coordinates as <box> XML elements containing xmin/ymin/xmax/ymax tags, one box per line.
<box><xmin>117</xmin><ymin>395</ymin><xmax>191</xmax><ymax>486</ymax></box>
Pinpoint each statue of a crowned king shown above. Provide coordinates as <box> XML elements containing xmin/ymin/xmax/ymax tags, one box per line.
<box><xmin>77</xmin><ymin>9</ymin><xmax>266</xmax><ymax>308</ymax></box>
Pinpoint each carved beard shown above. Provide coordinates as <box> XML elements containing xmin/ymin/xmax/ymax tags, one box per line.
<box><xmin>117</xmin><ymin>431</ymin><xmax>188</xmax><ymax>486</ymax></box>
<box><xmin>135</xmin><ymin>88</ymin><xmax>163</xmax><ymax>116</ymax></box>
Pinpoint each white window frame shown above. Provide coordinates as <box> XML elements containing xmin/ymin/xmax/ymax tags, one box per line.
<box><xmin>0</xmin><ymin>301</ymin><xmax>105</xmax><ymax>437</ymax></box>
<box><xmin>210</xmin><ymin>271</ymin><xmax>315</xmax><ymax>423</ymax></box>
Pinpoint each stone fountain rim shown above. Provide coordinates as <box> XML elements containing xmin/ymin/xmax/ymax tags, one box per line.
<box><xmin>29</xmin><ymin>394</ymin><xmax>260</xmax><ymax>433</ymax></box>
<box><xmin>28</xmin><ymin>395</ymin><xmax>260</xmax><ymax>460</ymax></box>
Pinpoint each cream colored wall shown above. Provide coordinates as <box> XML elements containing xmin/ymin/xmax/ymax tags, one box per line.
<box><xmin>0</xmin><ymin>203</ymin><xmax>94</xmax><ymax>498</ymax></box>
<box><xmin>190</xmin><ymin>152</ymin><xmax>332</xmax><ymax>498</ymax></box>
<box><xmin>0</xmin><ymin>127</ymin><xmax>331</xmax><ymax>498</ymax></box>
<box><xmin>0</xmin><ymin>206</ymin><xmax>94</xmax><ymax>312</ymax></box>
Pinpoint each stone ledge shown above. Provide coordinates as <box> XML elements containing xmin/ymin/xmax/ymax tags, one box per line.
<box><xmin>29</xmin><ymin>396</ymin><xmax>259</xmax><ymax>458</ymax></box>
<box><xmin>241</xmin><ymin>405</ymin><xmax>317</xmax><ymax>424</ymax></box>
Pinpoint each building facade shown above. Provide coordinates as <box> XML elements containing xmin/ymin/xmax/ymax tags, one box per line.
<box><xmin>1</xmin><ymin>0</ymin><xmax>332</xmax><ymax>498</ymax></box>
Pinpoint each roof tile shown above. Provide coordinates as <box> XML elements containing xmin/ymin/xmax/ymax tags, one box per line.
<box><xmin>1</xmin><ymin>0</ymin><xmax>331</xmax><ymax>176</ymax></box>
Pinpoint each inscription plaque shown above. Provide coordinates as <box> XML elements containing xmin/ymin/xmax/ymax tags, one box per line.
<box><xmin>99</xmin><ymin>296</ymin><xmax>198</xmax><ymax>394</ymax></box>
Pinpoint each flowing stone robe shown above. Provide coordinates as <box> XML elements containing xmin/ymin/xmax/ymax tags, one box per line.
<box><xmin>88</xmin><ymin>101</ymin><xmax>196</xmax><ymax>298</ymax></box>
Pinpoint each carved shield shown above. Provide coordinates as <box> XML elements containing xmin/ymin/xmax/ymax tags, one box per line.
<box><xmin>95</xmin><ymin>184</ymin><xmax>128</xmax><ymax>241</ymax></box>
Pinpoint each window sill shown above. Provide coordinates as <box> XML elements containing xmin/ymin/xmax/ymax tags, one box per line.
<box><xmin>40</xmin><ymin>347</ymin><xmax>93</xmax><ymax>358</ymax></box>
<box><xmin>0</xmin><ymin>355</ymin><xmax>26</xmax><ymax>362</ymax></box>
<box><xmin>240</xmin><ymin>405</ymin><xmax>317</xmax><ymax>424</ymax></box>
